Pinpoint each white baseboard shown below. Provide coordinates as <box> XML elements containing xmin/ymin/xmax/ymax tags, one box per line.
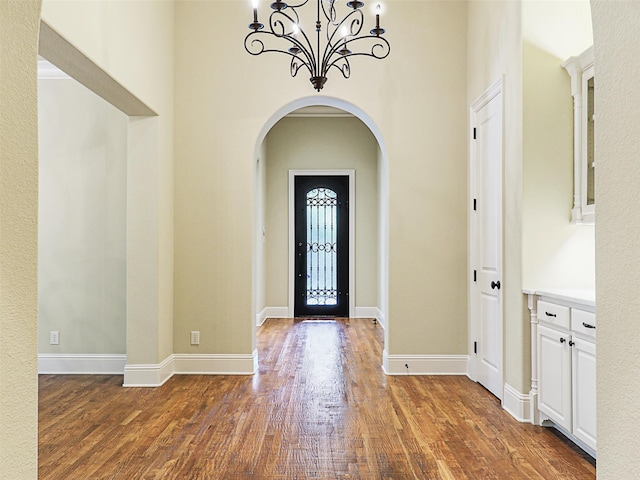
<box><xmin>257</xmin><ymin>306</ymin><xmax>289</xmax><ymax>326</ymax></box>
<box><xmin>354</xmin><ymin>307</ymin><xmax>385</xmax><ymax>329</ymax></box>
<box><xmin>503</xmin><ymin>383</ymin><xmax>532</xmax><ymax>423</ymax></box>
<box><xmin>466</xmin><ymin>355</ymin><xmax>476</xmax><ymax>382</ymax></box>
<box><xmin>38</xmin><ymin>354</ymin><xmax>127</xmax><ymax>374</ymax></box>
<box><xmin>382</xmin><ymin>350</ymin><xmax>468</xmax><ymax>375</ymax></box>
<box><xmin>174</xmin><ymin>350</ymin><xmax>258</xmax><ymax>375</ymax></box>
<box><xmin>123</xmin><ymin>355</ymin><xmax>174</xmax><ymax>387</ymax></box>
<box><xmin>123</xmin><ymin>350</ymin><xmax>258</xmax><ymax>387</ymax></box>
<box><xmin>354</xmin><ymin>306</ymin><xmax>379</xmax><ymax>318</ymax></box>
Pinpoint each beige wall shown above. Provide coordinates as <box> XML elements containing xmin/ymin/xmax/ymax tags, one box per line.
<box><xmin>0</xmin><ymin>2</ymin><xmax>41</xmax><ymax>478</ymax></box>
<box><xmin>38</xmin><ymin>78</ymin><xmax>127</xmax><ymax>355</ymax></box>
<box><xmin>593</xmin><ymin>1</ymin><xmax>640</xmax><ymax>477</ymax></box>
<box><xmin>40</xmin><ymin>0</ymin><xmax>176</xmax><ymax>365</ymax></box>
<box><xmin>264</xmin><ymin>116</ymin><xmax>379</xmax><ymax>310</ymax></box>
<box><xmin>173</xmin><ymin>0</ymin><xmax>468</xmax><ymax>357</ymax></box>
<box><xmin>384</xmin><ymin>2</ymin><xmax>468</xmax><ymax>355</ymax></box>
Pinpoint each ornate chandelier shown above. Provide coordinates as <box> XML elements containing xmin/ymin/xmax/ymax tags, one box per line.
<box><xmin>245</xmin><ymin>0</ymin><xmax>390</xmax><ymax>92</ymax></box>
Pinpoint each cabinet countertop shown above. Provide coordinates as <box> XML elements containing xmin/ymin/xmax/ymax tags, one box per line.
<box><xmin>523</xmin><ymin>288</ymin><xmax>595</xmax><ymax>309</ymax></box>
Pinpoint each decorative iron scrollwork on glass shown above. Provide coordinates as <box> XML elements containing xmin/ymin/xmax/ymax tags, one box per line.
<box><xmin>306</xmin><ymin>188</ymin><xmax>338</xmax><ymax>305</ymax></box>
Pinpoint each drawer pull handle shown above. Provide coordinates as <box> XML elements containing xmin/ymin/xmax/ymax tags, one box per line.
<box><xmin>545</xmin><ymin>312</ymin><xmax>557</xmax><ymax>317</ymax></box>
<box><xmin>582</xmin><ymin>322</ymin><xmax>596</xmax><ymax>329</ymax></box>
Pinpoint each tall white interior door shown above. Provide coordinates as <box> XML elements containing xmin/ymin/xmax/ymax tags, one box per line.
<box><xmin>470</xmin><ymin>81</ymin><xmax>503</xmax><ymax>400</ymax></box>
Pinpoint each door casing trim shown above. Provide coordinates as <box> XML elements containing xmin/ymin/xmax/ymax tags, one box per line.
<box><xmin>288</xmin><ymin>169</ymin><xmax>356</xmax><ymax>318</ymax></box>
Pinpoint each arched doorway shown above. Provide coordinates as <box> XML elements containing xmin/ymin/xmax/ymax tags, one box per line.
<box><xmin>252</xmin><ymin>97</ymin><xmax>390</xmax><ymax>362</ymax></box>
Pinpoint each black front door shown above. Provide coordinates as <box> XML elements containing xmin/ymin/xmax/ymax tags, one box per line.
<box><xmin>294</xmin><ymin>175</ymin><xmax>349</xmax><ymax>317</ymax></box>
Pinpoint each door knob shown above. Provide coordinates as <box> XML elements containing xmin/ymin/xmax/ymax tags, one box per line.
<box><xmin>491</xmin><ymin>280</ymin><xmax>501</xmax><ymax>290</ymax></box>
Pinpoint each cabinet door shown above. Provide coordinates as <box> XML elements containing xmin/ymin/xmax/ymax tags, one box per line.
<box><xmin>572</xmin><ymin>337</ymin><xmax>596</xmax><ymax>451</ymax></box>
<box><xmin>538</xmin><ymin>324</ymin><xmax>572</xmax><ymax>431</ymax></box>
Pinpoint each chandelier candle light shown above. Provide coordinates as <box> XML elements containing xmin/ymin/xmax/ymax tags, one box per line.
<box><xmin>245</xmin><ymin>0</ymin><xmax>390</xmax><ymax>91</ymax></box>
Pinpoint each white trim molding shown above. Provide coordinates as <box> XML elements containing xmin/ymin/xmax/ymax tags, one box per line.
<box><xmin>123</xmin><ymin>350</ymin><xmax>258</xmax><ymax>387</ymax></box>
<box><xmin>256</xmin><ymin>307</ymin><xmax>289</xmax><ymax>326</ymax></box>
<box><xmin>123</xmin><ymin>355</ymin><xmax>174</xmax><ymax>387</ymax></box>
<box><xmin>526</xmin><ymin>291</ymin><xmax>541</xmax><ymax>425</ymax></box>
<box><xmin>382</xmin><ymin>350</ymin><xmax>468</xmax><ymax>375</ymax></box>
<box><xmin>354</xmin><ymin>307</ymin><xmax>385</xmax><ymax>329</ymax></box>
<box><xmin>173</xmin><ymin>350</ymin><xmax>258</xmax><ymax>375</ymax></box>
<box><xmin>38</xmin><ymin>354</ymin><xmax>127</xmax><ymax>374</ymax></box>
<box><xmin>503</xmin><ymin>383</ymin><xmax>532</xmax><ymax>423</ymax></box>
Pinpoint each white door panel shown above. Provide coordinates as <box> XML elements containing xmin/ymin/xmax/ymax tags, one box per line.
<box><xmin>572</xmin><ymin>337</ymin><xmax>596</xmax><ymax>450</ymax></box>
<box><xmin>538</xmin><ymin>324</ymin><xmax>572</xmax><ymax>431</ymax></box>
<box><xmin>478</xmin><ymin>292</ymin><xmax>501</xmax><ymax>395</ymax></box>
<box><xmin>471</xmin><ymin>81</ymin><xmax>503</xmax><ymax>400</ymax></box>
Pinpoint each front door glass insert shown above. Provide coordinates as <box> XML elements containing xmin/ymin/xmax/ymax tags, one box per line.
<box><xmin>306</xmin><ymin>188</ymin><xmax>337</xmax><ymax>306</ymax></box>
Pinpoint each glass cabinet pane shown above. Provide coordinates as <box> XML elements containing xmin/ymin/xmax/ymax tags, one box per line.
<box><xmin>586</xmin><ymin>76</ymin><xmax>595</xmax><ymax>206</ymax></box>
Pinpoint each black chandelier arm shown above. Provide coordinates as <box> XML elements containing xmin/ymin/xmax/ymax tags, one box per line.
<box><xmin>290</xmin><ymin>55</ymin><xmax>308</xmax><ymax>78</ymax></box>
<box><xmin>323</xmin><ymin>9</ymin><xmax>363</xmax><ymax>53</ymax></box>
<box><xmin>244</xmin><ymin>33</ymin><xmax>268</xmax><ymax>56</ymax></box>
<box><xmin>244</xmin><ymin>4</ymin><xmax>320</xmax><ymax>76</ymax></box>
<box><xmin>244</xmin><ymin>32</ymin><xmax>316</xmax><ymax>77</ymax></box>
<box><xmin>282</xmin><ymin>0</ymin><xmax>310</xmax><ymax>9</ymax></box>
<box><xmin>320</xmin><ymin>0</ymin><xmax>338</xmax><ymax>24</ymax></box>
<box><xmin>320</xmin><ymin>31</ymin><xmax>389</xmax><ymax>80</ymax></box>
<box><xmin>269</xmin><ymin>8</ymin><xmax>319</xmax><ymax>73</ymax></box>
<box><xmin>268</xmin><ymin>9</ymin><xmax>300</xmax><ymax>37</ymax></box>
<box><xmin>326</xmin><ymin>56</ymin><xmax>351</xmax><ymax>80</ymax></box>
<box><xmin>322</xmin><ymin>35</ymin><xmax>389</xmax><ymax>80</ymax></box>
<box><xmin>321</xmin><ymin>9</ymin><xmax>364</xmax><ymax>66</ymax></box>
<box><xmin>331</xmin><ymin>9</ymin><xmax>365</xmax><ymax>38</ymax></box>
<box><xmin>328</xmin><ymin>33</ymin><xmax>390</xmax><ymax>62</ymax></box>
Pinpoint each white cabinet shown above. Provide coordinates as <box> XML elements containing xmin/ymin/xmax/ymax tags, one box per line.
<box><xmin>538</xmin><ymin>323</ymin><xmax>572</xmax><ymax>431</ymax></box>
<box><xmin>572</xmin><ymin>336</ymin><xmax>596</xmax><ymax>450</ymax></box>
<box><xmin>527</xmin><ymin>291</ymin><xmax>596</xmax><ymax>456</ymax></box>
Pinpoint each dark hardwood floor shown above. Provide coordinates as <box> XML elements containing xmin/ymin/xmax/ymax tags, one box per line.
<box><xmin>39</xmin><ymin>318</ymin><xmax>596</xmax><ymax>479</ymax></box>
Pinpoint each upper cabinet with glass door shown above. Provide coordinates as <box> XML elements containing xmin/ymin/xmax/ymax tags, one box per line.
<box><xmin>563</xmin><ymin>46</ymin><xmax>595</xmax><ymax>224</ymax></box>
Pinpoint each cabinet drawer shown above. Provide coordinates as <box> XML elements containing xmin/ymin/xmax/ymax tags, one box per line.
<box><xmin>538</xmin><ymin>300</ymin><xmax>570</xmax><ymax>329</ymax></box>
<box><xmin>572</xmin><ymin>309</ymin><xmax>596</xmax><ymax>339</ymax></box>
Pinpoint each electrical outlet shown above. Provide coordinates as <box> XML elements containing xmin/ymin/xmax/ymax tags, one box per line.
<box><xmin>50</xmin><ymin>331</ymin><xmax>59</xmax><ymax>345</ymax></box>
<box><xmin>190</xmin><ymin>331</ymin><xmax>200</xmax><ymax>345</ymax></box>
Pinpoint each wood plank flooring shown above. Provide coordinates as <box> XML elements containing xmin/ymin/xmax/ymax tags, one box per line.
<box><xmin>39</xmin><ymin>318</ymin><xmax>596</xmax><ymax>479</ymax></box>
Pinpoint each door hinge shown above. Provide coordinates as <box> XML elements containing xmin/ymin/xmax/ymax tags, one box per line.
<box><xmin>473</xmin><ymin>270</ymin><xmax>477</xmax><ymax>282</ymax></box>
<box><xmin>473</xmin><ymin>199</ymin><xmax>477</xmax><ymax>211</ymax></box>
<box><xmin>473</xmin><ymin>127</ymin><xmax>476</xmax><ymax>140</ymax></box>
<box><xmin>474</xmin><ymin>341</ymin><xmax>478</xmax><ymax>354</ymax></box>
